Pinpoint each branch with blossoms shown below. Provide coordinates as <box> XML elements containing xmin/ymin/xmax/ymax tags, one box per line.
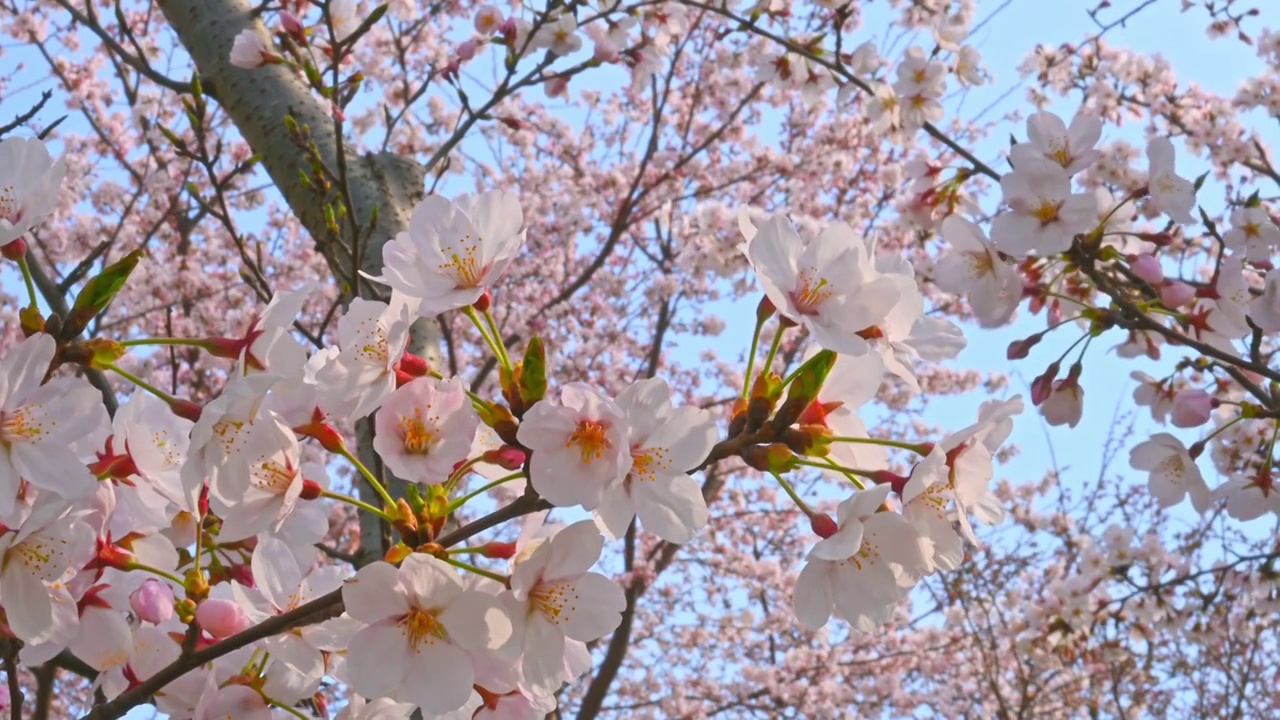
<box><xmin>0</xmin><ymin>125</ymin><xmax>1033</xmax><ymax>718</ymax></box>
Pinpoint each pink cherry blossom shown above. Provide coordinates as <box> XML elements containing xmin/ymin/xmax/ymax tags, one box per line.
<box><xmin>517</xmin><ymin>383</ymin><xmax>631</xmax><ymax>510</ymax></box>
<box><xmin>1146</xmin><ymin>137</ymin><xmax>1197</xmax><ymax>224</ymax></box>
<box><xmin>373</xmin><ymin>376</ymin><xmax>479</xmax><ymax>485</ymax></box>
<box><xmin>0</xmin><ymin>333</ymin><xmax>109</xmax><ymax>517</ymax></box>
<box><xmin>934</xmin><ymin>215</ymin><xmax>1022</xmax><ymax>328</ymax></box>
<box><xmin>502</xmin><ymin>520</ymin><xmax>625</xmax><ymax>693</ymax></box>
<box><xmin>370</xmin><ymin>191</ymin><xmax>524</xmax><ymax>316</ymax></box>
<box><xmin>1010</xmin><ymin>111</ymin><xmax>1102</xmax><ymax>175</ymax></box>
<box><xmin>595</xmin><ymin>378</ymin><xmax>716</xmax><ymax>544</ymax></box>
<box><xmin>990</xmin><ymin>158</ymin><xmax>1098</xmax><ymax>257</ymax></box>
<box><xmin>343</xmin><ymin>554</ymin><xmax>512</xmax><ymax>714</ymax></box>
<box><xmin>1130</xmin><ymin>433</ymin><xmax>1212</xmax><ymax>512</ymax></box>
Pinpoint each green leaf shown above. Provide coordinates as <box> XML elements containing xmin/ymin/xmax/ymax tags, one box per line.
<box><xmin>62</xmin><ymin>249</ymin><xmax>144</xmax><ymax>340</ymax></box>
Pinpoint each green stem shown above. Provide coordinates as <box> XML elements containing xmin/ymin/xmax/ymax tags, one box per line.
<box><xmin>759</xmin><ymin>327</ymin><xmax>786</xmax><ymax>389</ymax></box>
<box><xmin>828</xmin><ymin>436</ymin><xmax>932</xmax><ymax>455</ymax></box>
<box><xmin>322</xmin><ymin>489</ymin><xmax>394</xmax><ymax>521</ymax></box>
<box><xmin>463</xmin><ymin>307</ymin><xmax>510</xmax><ymax>371</ymax></box>
<box><xmin>741</xmin><ymin>314</ymin><xmax>767</xmax><ymax>400</ymax></box>
<box><xmin>127</xmin><ymin>562</ymin><xmax>185</xmax><ymax>585</ymax></box>
<box><xmin>15</xmin><ymin>257</ymin><xmax>39</xmax><ymax>309</ymax></box>
<box><xmin>794</xmin><ymin>457</ymin><xmax>870</xmax><ymax>490</ymax></box>
<box><xmin>335</xmin><ymin>446</ymin><xmax>396</xmax><ymax>510</ymax></box>
<box><xmin>104</xmin><ymin>363</ymin><xmax>184</xmax><ymax>406</ymax></box>
<box><xmin>449</xmin><ymin>472</ymin><xmax>524</xmax><ymax>512</ymax></box>
<box><xmin>770</xmin><ymin>470</ymin><xmax>816</xmax><ymax>517</ymax></box>
<box><xmin>483</xmin><ymin>308</ymin><xmax>512</xmax><ymax>368</ymax></box>
<box><xmin>441</xmin><ymin>555</ymin><xmax>510</xmax><ymax>587</ymax></box>
<box><xmin>446</xmin><ymin>457</ymin><xmax>484</xmax><ymax>491</ymax></box>
<box><xmin>120</xmin><ymin>337</ymin><xmax>212</xmax><ymax>349</ymax></box>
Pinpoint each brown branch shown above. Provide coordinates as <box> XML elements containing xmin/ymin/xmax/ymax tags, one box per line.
<box><xmin>0</xmin><ymin>90</ymin><xmax>53</xmax><ymax>137</ymax></box>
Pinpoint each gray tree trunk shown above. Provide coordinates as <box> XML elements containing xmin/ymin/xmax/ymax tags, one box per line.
<box><xmin>157</xmin><ymin>0</ymin><xmax>433</xmax><ymax>564</ymax></box>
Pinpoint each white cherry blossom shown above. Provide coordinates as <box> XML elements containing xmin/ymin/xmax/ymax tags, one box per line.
<box><xmin>595</xmin><ymin>378</ymin><xmax>716</xmax><ymax>544</ymax></box>
<box><xmin>343</xmin><ymin>554</ymin><xmax>513</xmax><ymax>715</ymax></box>
<box><xmin>1146</xmin><ymin>137</ymin><xmax>1197</xmax><ymax>224</ymax></box>
<box><xmin>373</xmin><ymin>376</ymin><xmax>480</xmax><ymax>485</ymax></box>
<box><xmin>370</xmin><ymin>191</ymin><xmax>524</xmax><ymax>317</ymax></box>
<box><xmin>0</xmin><ymin>137</ymin><xmax>67</xmax><ymax>247</ymax></box>
<box><xmin>990</xmin><ymin>158</ymin><xmax>1098</xmax><ymax>257</ymax></box>
<box><xmin>517</xmin><ymin>384</ymin><xmax>631</xmax><ymax>510</ymax></box>
<box><xmin>1010</xmin><ymin>111</ymin><xmax>1102</xmax><ymax>176</ymax></box>
<box><xmin>934</xmin><ymin>215</ymin><xmax>1022</xmax><ymax>328</ymax></box>
<box><xmin>1130</xmin><ymin>433</ymin><xmax>1212</xmax><ymax>512</ymax></box>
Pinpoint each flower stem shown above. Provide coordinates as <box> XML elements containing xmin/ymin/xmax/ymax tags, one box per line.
<box><xmin>128</xmin><ymin>562</ymin><xmax>185</xmax><ymax>585</ymax></box>
<box><xmin>322</xmin><ymin>489</ymin><xmax>394</xmax><ymax>522</ymax></box>
<box><xmin>120</xmin><ymin>337</ymin><xmax>212</xmax><ymax>349</ymax></box>
<box><xmin>441</xmin><ymin>555</ymin><xmax>510</xmax><ymax>587</ymax></box>
<box><xmin>482</xmin><ymin>308</ymin><xmax>513</xmax><ymax>368</ymax></box>
<box><xmin>828</xmin><ymin>436</ymin><xmax>931</xmax><ymax>455</ymax></box>
<box><xmin>794</xmin><ymin>457</ymin><xmax>869</xmax><ymax>490</ymax></box>
<box><xmin>335</xmin><ymin>445</ymin><xmax>396</xmax><ymax>510</ymax></box>
<box><xmin>755</xmin><ymin>327</ymin><xmax>787</xmax><ymax>391</ymax></box>
<box><xmin>463</xmin><ymin>307</ymin><xmax>511</xmax><ymax>371</ymax></box>
<box><xmin>104</xmin><ymin>363</ymin><xmax>185</xmax><ymax>407</ymax></box>
<box><xmin>449</xmin><ymin>472</ymin><xmax>524</xmax><ymax>512</ymax></box>
<box><xmin>770</xmin><ymin>470</ymin><xmax>816</xmax><ymax>517</ymax></box>
<box><xmin>742</xmin><ymin>314</ymin><xmax>767</xmax><ymax>400</ymax></box>
<box><xmin>15</xmin><ymin>256</ymin><xmax>39</xmax><ymax>309</ymax></box>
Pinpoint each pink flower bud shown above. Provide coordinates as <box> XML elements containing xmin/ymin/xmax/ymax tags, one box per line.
<box><xmin>1007</xmin><ymin>334</ymin><xmax>1041</xmax><ymax>360</ymax></box>
<box><xmin>196</xmin><ymin>598</ymin><xmax>251</xmax><ymax>639</ymax></box>
<box><xmin>1040</xmin><ymin>379</ymin><xmax>1084</xmax><ymax>428</ymax></box>
<box><xmin>1129</xmin><ymin>254</ymin><xmax>1165</xmax><ymax>285</ymax></box>
<box><xmin>1171</xmin><ymin>389</ymin><xmax>1214</xmax><ymax>428</ymax></box>
<box><xmin>130</xmin><ymin>579</ymin><xmax>176</xmax><ymax>625</ymax></box>
<box><xmin>1159</xmin><ymin>281</ymin><xmax>1196</xmax><ymax>308</ymax></box>
<box><xmin>281</xmin><ymin>11</ymin><xmax>305</xmax><ymax>36</ymax></box>
<box><xmin>457</xmin><ymin>39</ymin><xmax>479</xmax><ymax>61</ymax></box>
<box><xmin>1030</xmin><ymin>362</ymin><xmax>1060</xmax><ymax>406</ymax></box>
<box><xmin>810</xmin><ymin>513</ymin><xmax>837</xmax><ymax>538</ymax></box>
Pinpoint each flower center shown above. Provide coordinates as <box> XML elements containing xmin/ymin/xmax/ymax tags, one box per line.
<box><xmin>567</xmin><ymin>420</ymin><xmax>611</xmax><ymax>463</ymax></box>
<box><xmin>398</xmin><ymin>410</ymin><xmax>436</xmax><ymax>455</ymax></box>
<box><xmin>252</xmin><ymin>458</ymin><xmax>297</xmax><ymax>494</ymax></box>
<box><xmin>0</xmin><ymin>185</ymin><xmax>20</xmax><ymax>225</ymax></box>
<box><xmin>0</xmin><ymin>407</ymin><xmax>44</xmax><ymax>446</ymax></box>
<box><xmin>629</xmin><ymin>446</ymin><xmax>671</xmax><ymax>483</ymax></box>
<box><xmin>790</xmin><ymin>270</ymin><xmax>833</xmax><ymax>315</ymax></box>
<box><xmin>399</xmin><ymin>607</ymin><xmax>448</xmax><ymax>651</ymax></box>
<box><xmin>531</xmin><ymin>581</ymin><xmax>578</xmax><ymax>627</ymax></box>
<box><xmin>440</xmin><ymin>235</ymin><xmax>485</xmax><ymax>288</ymax></box>
<box><xmin>1032</xmin><ymin>200</ymin><xmax>1063</xmax><ymax>225</ymax></box>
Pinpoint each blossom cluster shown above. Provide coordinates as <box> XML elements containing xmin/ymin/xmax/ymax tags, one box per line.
<box><xmin>0</xmin><ymin>129</ymin><xmax>1032</xmax><ymax>718</ymax></box>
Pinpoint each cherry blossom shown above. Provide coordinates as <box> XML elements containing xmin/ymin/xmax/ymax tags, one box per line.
<box><xmin>595</xmin><ymin>378</ymin><xmax>716</xmax><ymax>544</ymax></box>
<box><xmin>343</xmin><ymin>554</ymin><xmax>512</xmax><ymax>714</ymax></box>
<box><xmin>502</xmin><ymin>520</ymin><xmax>625</xmax><ymax>693</ymax></box>
<box><xmin>370</xmin><ymin>191</ymin><xmax>524</xmax><ymax>317</ymax></box>
<box><xmin>1010</xmin><ymin>111</ymin><xmax>1102</xmax><ymax>175</ymax></box>
<box><xmin>0</xmin><ymin>136</ymin><xmax>66</xmax><ymax>247</ymax></box>
<box><xmin>1146</xmin><ymin>137</ymin><xmax>1197</xmax><ymax>224</ymax></box>
<box><xmin>517</xmin><ymin>383</ymin><xmax>631</xmax><ymax>510</ymax></box>
<box><xmin>1130</xmin><ymin>433</ymin><xmax>1212</xmax><ymax>512</ymax></box>
<box><xmin>373</xmin><ymin>376</ymin><xmax>480</xmax><ymax>485</ymax></box>
<box><xmin>0</xmin><ymin>333</ymin><xmax>109</xmax><ymax>517</ymax></box>
<box><xmin>990</xmin><ymin>158</ymin><xmax>1098</xmax><ymax>257</ymax></box>
<box><xmin>934</xmin><ymin>215</ymin><xmax>1022</xmax><ymax>328</ymax></box>
<box><xmin>742</xmin><ymin>215</ymin><xmax>899</xmax><ymax>356</ymax></box>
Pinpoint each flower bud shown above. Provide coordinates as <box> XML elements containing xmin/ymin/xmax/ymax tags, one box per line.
<box><xmin>1129</xmin><ymin>254</ymin><xmax>1164</xmax><ymax>285</ymax></box>
<box><xmin>810</xmin><ymin>513</ymin><xmax>837</xmax><ymax>538</ymax></box>
<box><xmin>130</xmin><ymin>579</ymin><xmax>176</xmax><ymax>625</ymax></box>
<box><xmin>457</xmin><ymin>38</ymin><xmax>479</xmax><ymax>61</ymax></box>
<box><xmin>482</xmin><ymin>445</ymin><xmax>527</xmax><ymax>470</ymax></box>
<box><xmin>1006</xmin><ymin>333</ymin><xmax>1041</xmax><ymax>360</ymax></box>
<box><xmin>1159</xmin><ymin>281</ymin><xmax>1196</xmax><ymax>309</ymax></box>
<box><xmin>280</xmin><ymin>11</ymin><xmax>305</xmax><ymax>36</ymax></box>
<box><xmin>1</xmin><ymin>237</ymin><xmax>27</xmax><ymax>261</ymax></box>
<box><xmin>1171</xmin><ymin>389</ymin><xmax>1214</xmax><ymax>428</ymax></box>
<box><xmin>1030</xmin><ymin>362</ymin><xmax>1060</xmax><ymax>406</ymax></box>
<box><xmin>196</xmin><ymin>598</ymin><xmax>251</xmax><ymax>639</ymax></box>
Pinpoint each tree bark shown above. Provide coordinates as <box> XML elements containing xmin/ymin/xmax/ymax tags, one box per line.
<box><xmin>156</xmin><ymin>0</ymin><xmax>430</xmax><ymax>561</ymax></box>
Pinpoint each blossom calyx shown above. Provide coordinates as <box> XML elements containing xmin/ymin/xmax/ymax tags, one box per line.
<box><xmin>742</xmin><ymin>443</ymin><xmax>797</xmax><ymax>473</ymax></box>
